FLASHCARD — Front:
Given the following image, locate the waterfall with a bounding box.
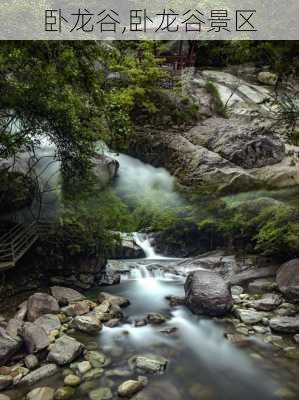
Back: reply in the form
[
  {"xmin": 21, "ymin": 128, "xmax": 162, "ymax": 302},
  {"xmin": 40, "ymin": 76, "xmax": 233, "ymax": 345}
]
[{"xmin": 132, "ymin": 233, "xmax": 164, "ymax": 259}]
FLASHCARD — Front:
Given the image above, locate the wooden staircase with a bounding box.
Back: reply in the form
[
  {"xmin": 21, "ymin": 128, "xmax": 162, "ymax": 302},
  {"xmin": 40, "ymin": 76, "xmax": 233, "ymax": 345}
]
[{"xmin": 0, "ymin": 222, "xmax": 40, "ymax": 271}]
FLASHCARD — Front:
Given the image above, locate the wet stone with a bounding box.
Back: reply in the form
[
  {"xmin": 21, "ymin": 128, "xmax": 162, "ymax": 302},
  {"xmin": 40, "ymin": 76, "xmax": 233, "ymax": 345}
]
[
  {"xmin": 0, "ymin": 375, "xmax": 13, "ymax": 390},
  {"xmin": 24, "ymin": 354, "xmax": 39, "ymax": 370},
  {"xmin": 235, "ymin": 308, "xmax": 268, "ymax": 325},
  {"xmin": 130, "ymin": 354, "xmax": 168, "ymax": 374},
  {"xmin": 26, "ymin": 387, "xmax": 55, "ymax": 400},
  {"xmin": 84, "ymin": 351, "xmax": 109, "ymax": 368},
  {"xmin": 64, "ymin": 374, "xmax": 81, "ymax": 387},
  {"xmin": 88, "ymin": 387, "xmax": 112, "ymax": 400},
  {"xmin": 146, "ymin": 313, "xmax": 167, "ymax": 325},
  {"xmin": 77, "ymin": 361, "xmax": 92, "ymax": 375},
  {"xmin": 83, "ymin": 368, "xmax": 103, "ymax": 381},
  {"xmin": 54, "ymin": 386, "xmax": 75, "ymax": 400},
  {"xmin": 118, "ymin": 378, "xmax": 147, "ymax": 398}
]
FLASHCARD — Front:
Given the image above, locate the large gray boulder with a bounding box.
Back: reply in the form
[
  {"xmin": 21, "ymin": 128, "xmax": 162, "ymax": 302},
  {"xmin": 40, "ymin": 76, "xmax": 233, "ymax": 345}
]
[
  {"xmin": 185, "ymin": 270, "xmax": 233, "ymax": 316},
  {"xmin": 21, "ymin": 322, "xmax": 49, "ymax": 354},
  {"xmin": 27, "ymin": 293, "xmax": 59, "ymax": 322},
  {"xmin": 276, "ymin": 259, "xmax": 299, "ymax": 302},
  {"xmin": 47, "ymin": 335, "xmax": 83, "ymax": 365}
]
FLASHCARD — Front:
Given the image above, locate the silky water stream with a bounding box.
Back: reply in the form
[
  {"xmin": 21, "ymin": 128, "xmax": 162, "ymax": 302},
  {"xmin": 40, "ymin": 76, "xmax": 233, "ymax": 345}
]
[{"xmin": 83, "ymin": 237, "xmax": 299, "ymax": 400}]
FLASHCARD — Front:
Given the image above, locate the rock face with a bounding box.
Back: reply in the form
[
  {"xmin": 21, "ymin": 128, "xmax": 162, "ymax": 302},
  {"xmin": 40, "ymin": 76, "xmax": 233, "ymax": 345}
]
[
  {"xmin": 110, "ymin": 235, "xmax": 145, "ymax": 259},
  {"xmin": 270, "ymin": 316, "xmax": 299, "ymax": 333},
  {"xmin": 27, "ymin": 293, "xmax": 59, "ymax": 322},
  {"xmin": 276, "ymin": 259, "xmax": 299, "ymax": 302},
  {"xmin": 48, "ymin": 335, "xmax": 83, "ymax": 365},
  {"xmin": 185, "ymin": 270, "xmax": 233, "ymax": 316},
  {"xmin": 0, "ymin": 330, "xmax": 22, "ymax": 365},
  {"xmin": 129, "ymin": 69, "xmax": 299, "ymax": 194},
  {"xmin": 21, "ymin": 322, "xmax": 50, "ymax": 354}
]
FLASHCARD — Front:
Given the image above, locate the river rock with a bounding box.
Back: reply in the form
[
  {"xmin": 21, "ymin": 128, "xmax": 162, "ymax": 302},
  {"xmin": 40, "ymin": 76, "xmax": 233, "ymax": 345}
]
[
  {"xmin": 130, "ymin": 354, "xmax": 168, "ymax": 374},
  {"xmin": 72, "ymin": 315, "xmax": 102, "ymax": 334},
  {"xmin": 248, "ymin": 278, "xmax": 278, "ymax": 293},
  {"xmin": 146, "ymin": 313, "xmax": 167, "ymax": 325},
  {"xmin": 35, "ymin": 315, "xmax": 61, "ymax": 334},
  {"xmin": 48, "ymin": 335, "xmax": 83, "ymax": 365},
  {"xmin": 0, "ymin": 375, "xmax": 13, "ymax": 390},
  {"xmin": 89, "ymin": 387, "xmax": 112, "ymax": 400},
  {"xmin": 257, "ymin": 71, "xmax": 278, "ymax": 86},
  {"xmin": 84, "ymin": 351, "xmax": 107, "ymax": 368},
  {"xmin": 276, "ymin": 259, "xmax": 299, "ymax": 302},
  {"xmin": 24, "ymin": 355, "xmax": 39, "ymax": 370},
  {"xmin": 100, "ymin": 270, "xmax": 121, "ymax": 286},
  {"xmin": 76, "ymin": 361, "xmax": 91, "ymax": 375},
  {"xmin": 26, "ymin": 387, "xmax": 54, "ymax": 400},
  {"xmin": 252, "ymin": 293, "xmax": 283, "ymax": 311},
  {"xmin": 21, "ymin": 322, "xmax": 50, "ymax": 354},
  {"xmin": 118, "ymin": 379, "xmax": 146, "ymax": 398},
  {"xmin": 235, "ymin": 308, "xmax": 267, "ymax": 325},
  {"xmin": 231, "ymin": 286, "xmax": 244, "ymax": 296},
  {"xmin": 0, "ymin": 330, "xmax": 22, "ymax": 365},
  {"xmin": 270, "ymin": 316, "xmax": 299, "ymax": 333},
  {"xmin": 294, "ymin": 334, "xmax": 299, "ymax": 343},
  {"xmin": 15, "ymin": 301, "xmax": 28, "ymax": 321},
  {"xmin": 19, "ymin": 364, "xmax": 59, "ymax": 386},
  {"xmin": 0, "ymin": 395, "xmax": 11, "ymax": 400},
  {"xmin": 83, "ymin": 368, "xmax": 103, "ymax": 381},
  {"xmin": 54, "ymin": 386, "xmax": 74, "ymax": 400},
  {"xmin": 64, "ymin": 374, "xmax": 81, "ymax": 387},
  {"xmin": 185, "ymin": 270, "xmax": 233, "ymax": 316},
  {"xmin": 61, "ymin": 301, "xmax": 90, "ymax": 317},
  {"xmin": 97, "ymin": 292, "xmax": 130, "ymax": 308},
  {"xmin": 50, "ymin": 286, "xmax": 85, "ymax": 305},
  {"xmin": 6, "ymin": 318, "xmax": 23, "ymax": 338},
  {"xmin": 27, "ymin": 293, "xmax": 60, "ymax": 322}
]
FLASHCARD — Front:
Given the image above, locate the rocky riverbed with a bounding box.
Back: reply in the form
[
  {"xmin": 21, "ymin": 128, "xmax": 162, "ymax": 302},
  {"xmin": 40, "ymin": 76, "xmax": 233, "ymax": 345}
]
[{"xmin": 0, "ymin": 251, "xmax": 299, "ymax": 400}]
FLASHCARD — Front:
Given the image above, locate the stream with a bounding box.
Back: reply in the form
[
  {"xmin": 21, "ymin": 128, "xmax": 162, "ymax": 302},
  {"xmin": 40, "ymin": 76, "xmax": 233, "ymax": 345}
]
[{"xmin": 82, "ymin": 238, "xmax": 297, "ymax": 400}]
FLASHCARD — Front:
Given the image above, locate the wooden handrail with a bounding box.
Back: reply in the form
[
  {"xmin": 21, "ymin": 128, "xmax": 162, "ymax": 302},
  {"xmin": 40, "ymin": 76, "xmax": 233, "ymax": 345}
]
[{"xmin": 0, "ymin": 222, "xmax": 41, "ymax": 270}]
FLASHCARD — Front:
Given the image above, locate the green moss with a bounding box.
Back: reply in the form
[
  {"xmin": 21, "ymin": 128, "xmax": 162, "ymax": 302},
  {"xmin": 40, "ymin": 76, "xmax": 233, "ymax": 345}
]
[{"xmin": 205, "ymin": 81, "xmax": 228, "ymax": 118}]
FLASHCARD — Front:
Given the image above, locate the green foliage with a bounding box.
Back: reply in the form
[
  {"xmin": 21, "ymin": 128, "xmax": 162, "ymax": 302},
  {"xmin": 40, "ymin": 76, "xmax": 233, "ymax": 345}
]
[
  {"xmin": 205, "ymin": 81, "xmax": 228, "ymax": 118},
  {"xmin": 253, "ymin": 206, "xmax": 299, "ymax": 258},
  {"xmin": 0, "ymin": 41, "xmax": 107, "ymax": 172},
  {"xmin": 195, "ymin": 41, "xmax": 299, "ymax": 77},
  {"xmin": 272, "ymin": 94, "xmax": 299, "ymax": 145},
  {"xmin": 0, "ymin": 169, "xmax": 35, "ymax": 214}
]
